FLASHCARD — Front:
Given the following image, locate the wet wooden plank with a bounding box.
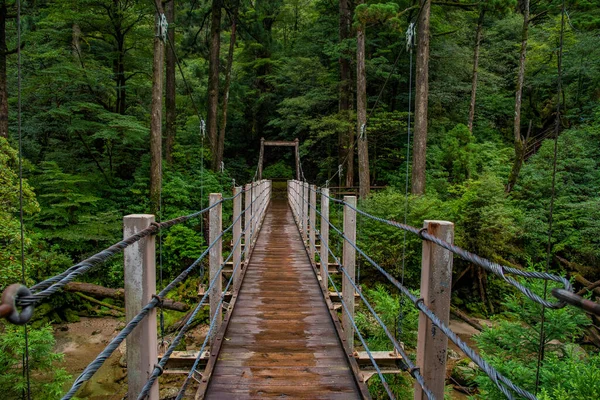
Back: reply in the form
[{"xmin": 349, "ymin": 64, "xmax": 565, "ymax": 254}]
[{"xmin": 200, "ymin": 199, "xmax": 364, "ymax": 400}]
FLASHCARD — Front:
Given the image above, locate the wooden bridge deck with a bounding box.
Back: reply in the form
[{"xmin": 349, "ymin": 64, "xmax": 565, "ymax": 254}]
[{"xmin": 202, "ymin": 199, "xmax": 362, "ymax": 399}]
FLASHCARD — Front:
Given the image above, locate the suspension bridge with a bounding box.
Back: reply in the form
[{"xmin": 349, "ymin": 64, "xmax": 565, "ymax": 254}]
[{"xmin": 2, "ymin": 173, "xmax": 599, "ymax": 400}]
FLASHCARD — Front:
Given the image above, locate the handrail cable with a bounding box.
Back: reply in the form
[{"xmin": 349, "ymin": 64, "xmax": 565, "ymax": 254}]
[
  {"xmin": 17, "ymin": 200, "xmax": 226, "ymax": 309},
  {"xmin": 287, "ymin": 190, "xmax": 397, "ymax": 399},
  {"xmin": 290, "ymin": 182, "xmax": 536, "ymax": 399},
  {"xmin": 137, "ymin": 185, "xmax": 270, "ymax": 399},
  {"xmin": 314, "ymin": 187, "xmax": 572, "ymax": 310},
  {"xmin": 173, "ymin": 189, "xmax": 271, "ymax": 399}
]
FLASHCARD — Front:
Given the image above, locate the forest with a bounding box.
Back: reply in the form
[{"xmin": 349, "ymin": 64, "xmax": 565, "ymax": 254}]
[{"xmin": 1, "ymin": 0, "xmax": 600, "ymax": 398}]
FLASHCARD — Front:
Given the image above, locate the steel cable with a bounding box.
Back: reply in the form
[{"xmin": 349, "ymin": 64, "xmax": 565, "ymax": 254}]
[{"xmin": 292, "ymin": 182, "xmax": 535, "ymax": 399}]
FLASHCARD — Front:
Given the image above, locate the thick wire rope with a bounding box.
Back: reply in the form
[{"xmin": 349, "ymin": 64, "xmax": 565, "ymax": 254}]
[
  {"xmin": 16, "ymin": 0, "xmax": 31, "ymax": 397},
  {"xmin": 137, "ymin": 186, "xmax": 269, "ymax": 399},
  {"xmin": 315, "ymin": 228, "xmax": 434, "ymax": 399},
  {"xmin": 287, "ymin": 189, "xmax": 396, "ymax": 399},
  {"xmin": 398, "ymin": 22, "xmax": 415, "ymax": 343},
  {"xmin": 292, "ymin": 184, "xmax": 536, "ymax": 399},
  {"xmin": 319, "ymin": 192, "xmax": 572, "ymax": 309},
  {"xmin": 535, "ymin": 0, "xmax": 566, "ymax": 392},
  {"xmin": 173, "ymin": 190, "xmax": 270, "ymax": 399},
  {"xmin": 61, "ymin": 202, "xmax": 246, "ymax": 400},
  {"xmin": 12, "ymin": 202, "xmax": 225, "ymax": 311}
]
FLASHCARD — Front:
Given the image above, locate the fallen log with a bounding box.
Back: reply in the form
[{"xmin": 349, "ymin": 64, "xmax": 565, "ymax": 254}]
[
  {"xmin": 555, "ymin": 256, "xmax": 600, "ymax": 297},
  {"xmin": 64, "ymin": 282, "xmax": 189, "ymax": 312},
  {"xmin": 450, "ymin": 306, "xmax": 483, "ymax": 331}
]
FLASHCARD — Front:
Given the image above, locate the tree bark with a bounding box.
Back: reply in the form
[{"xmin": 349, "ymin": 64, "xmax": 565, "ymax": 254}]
[
  {"xmin": 339, "ymin": 0, "xmax": 353, "ymax": 187},
  {"xmin": 64, "ymin": 282, "xmax": 189, "ymax": 312},
  {"xmin": 356, "ymin": 16, "xmax": 369, "ymax": 199},
  {"xmin": 165, "ymin": 0, "xmax": 176, "ymax": 164},
  {"xmin": 411, "ymin": 0, "xmax": 431, "ymax": 195},
  {"xmin": 150, "ymin": 5, "xmax": 165, "ymax": 215},
  {"xmin": 216, "ymin": 3, "xmax": 238, "ymax": 172},
  {"xmin": 467, "ymin": 9, "xmax": 485, "ymax": 133},
  {"xmin": 506, "ymin": 0, "xmax": 530, "ymax": 193},
  {"xmin": 0, "ymin": 2, "xmax": 8, "ymax": 139},
  {"xmin": 208, "ymin": 0, "xmax": 222, "ymax": 171}
]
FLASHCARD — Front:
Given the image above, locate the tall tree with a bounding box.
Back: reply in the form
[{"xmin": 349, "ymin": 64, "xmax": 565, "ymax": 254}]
[
  {"xmin": 165, "ymin": 0, "xmax": 176, "ymax": 164},
  {"xmin": 0, "ymin": 0, "xmax": 18, "ymax": 139},
  {"xmin": 506, "ymin": 0, "xmax": 530, "ymax": 193},
  {"xmin": 468, "ymin": 0, "xmax": 515, "ymax": 133},
  {"xmin": 411, "ymin": 0, "xmax": 431, "ymax": 195},
  {"xmin": 339, "ymin": 0, "xmax": 353, "ymax": 187},
  {"xmin": 208, "ymin": 0, "xmax": 222, "ymax": 171},
  {"xmin": 356, "ymin": 0, "xmax": 369, "ymax": 199},
  {"xmin": 215, "ymin": 2, "xmax": 239, "ymax": 171},
  {"xmin": 150, "ymin": 2, "xmax": 165, "ymax": 215},
  {"xmin": 467, "ymin": 8, "xmax": 485, "ymax": 133}
]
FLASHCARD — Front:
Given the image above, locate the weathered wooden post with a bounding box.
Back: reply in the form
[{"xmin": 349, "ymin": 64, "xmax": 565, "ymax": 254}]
[
  {"xmin": 320, "ymin": 188, "xmax": 330, "ymax": 288},
  {"xmin": 124, "ymin": 214, "xmax": 158, "ymax": 400},
  {"xmin": 342, "ymin": 196, "xmax": 356, "ymax": 353},
  {"xmin": 309, "ymin": 184, "xmax": 316, "ymax": 264},
  {"xmin": 415, "ymin": 220, "xmax": 454, "ymax": 400},
  {"xmin": 303, "ymin": 182, "xmax": 309, "ymax": 240},
  {"xmin": 232, "ymin": 186, "xmax": 242, "ymax": 288},
  {"xmin": 244, "ymin": 183, "xmax": 252, "ymax": 260},
  {"xmin": 209, "ymin": 193, "xmax": 223, "ymax": 342}
]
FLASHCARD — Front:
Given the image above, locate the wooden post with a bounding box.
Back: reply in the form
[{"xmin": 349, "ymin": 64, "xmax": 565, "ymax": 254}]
[
  {"xmin": 232, "ymin": 186, "xmax": 242, "ymax": 288},
  {"xmin": 303, "ymin": 182, "xmax": 309, "ymax": 240},
  {"xmin": 244, "ymin": 184, "xmax": 252, "ymax": 260},
  {"xmin": 342, "ymin": 196, "xmax": 356, "ymax": 352},
  {"xmin": 415, "ymin": 220, "xmax": 454, "ymax": 400},
  {"xmin": 124, "ymin": 214, "xmax": 158, "ymax": 400},
  {"xmin": 320, "ymin": 188, "xmax": 330, "ymax": 288},
  {"xmin": 209, "ymin": 193, "xmax": 223, "ymax": 342},
  {"xmin": 252, "ymin": 182, "xmax": 257, "ymax": 241},
  {"xmin": 309, "ymin": 184, "xmax": 316, "ymax": 264}
]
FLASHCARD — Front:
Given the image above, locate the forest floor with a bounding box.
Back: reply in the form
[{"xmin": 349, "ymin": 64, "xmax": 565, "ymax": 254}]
[{"xmin": 53, "ymin": 317, "xmax": 482, "ymax": 399}]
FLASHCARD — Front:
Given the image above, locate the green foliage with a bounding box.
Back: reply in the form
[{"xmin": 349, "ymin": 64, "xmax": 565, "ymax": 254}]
[
  {"xmin": 474, "ymin": 278, "xmax": 594, "ymax": 399},
  {"xmin": 0, "ymin": 323, "xmax": 71, "ymax": 399},
  {"xmin": 262, "ymin": 161, "xmax": 294, "ymax": 179}
]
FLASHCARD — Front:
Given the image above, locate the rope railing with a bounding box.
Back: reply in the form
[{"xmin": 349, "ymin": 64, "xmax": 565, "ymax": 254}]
[
  {"xmin": 60, "ymin": 182, "xmax": 269, "ymax": 400},
  {"xmin": 288, "ymin": 180, "xmax": 538, "ymax": 400},
  {"xmin": 308, "ymin": 184, "xmax": 592, "ymax": 314},
  {"xmin": 137, "ymin": 186, "xmax": 270, "ymax": 399},
  {"xmin": 173, "ymin": 188, "xmax": 271, "ymax": 399}
]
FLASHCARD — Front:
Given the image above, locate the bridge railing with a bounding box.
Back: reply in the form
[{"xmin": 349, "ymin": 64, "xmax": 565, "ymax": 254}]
[
  {"xmin": 0, "ymin": 179, "xmax": 272, "ymax": 400},
  {"xmin": 286, "ymin": 179, "xmax": 594, "ymax": 400}
]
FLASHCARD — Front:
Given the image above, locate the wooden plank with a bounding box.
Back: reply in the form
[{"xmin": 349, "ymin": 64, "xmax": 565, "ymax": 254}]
[{"xmin": 199, "ymin": 198, "xmax": 364, "ymax": 400}]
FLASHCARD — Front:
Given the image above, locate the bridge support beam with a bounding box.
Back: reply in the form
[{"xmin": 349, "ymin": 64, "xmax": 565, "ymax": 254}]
[
  {"xmin": 123, "ymin": 214, "xmax": 158, "ymax": 400},
  {"xmin": 209, "ymin": 193, "xmax": 223, "ymax": 343},
  {"xmin": 320, "ymin": 188, "xmax": 330, "ymax": 288},
  {"xmin": 309, "ymin": 184, "xmax": 316, "ymax": 265},
  {"xmin": 415, "ymin": 220, "xmax": 454, "ymax": 400},
  {"xmin": 342, "ymin": 196, "xmax": 356, "ymax": 353},
  {"xmin": 232, "ymin": 186, "xmax": 242, "ymax": 288},
  {"xmin": 303, "ymin": 182, "xmax": 309, "ymax": 241},
  {"xmin": 244, "ymin": 183, "xmax": 252, "ymax": 260}
]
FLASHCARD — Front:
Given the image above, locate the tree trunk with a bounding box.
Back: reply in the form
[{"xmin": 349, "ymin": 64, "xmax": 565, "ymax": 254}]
[
  {"xmin": 72, "ymin": 23, "xmax": 82, "ymax": 60},
  {"xmin": 506, "ymin": 0, "xmax": 530, "ymax": 193},
  {"xmin": 411, "ymin": 0, "xmax": 431, "ymax": 195},
  {"xmin": 339, "ymin": 0, "xmax": 353, "ymax": 187},
  {"xmin": 208, "ymin": 0, "xmax": 222, "ymax": 171},
  {"xmin": 150, "ymin": 7, "xmax": 165, "ymax": 215},
  {"xmin": 356, "ymin": 18, "xmax": 369, "ymax": 199},
  {"xmin": 64, "ymin": 282, "xmax": 189, "ymax": 312},
  {"xmin": 467, "ymin": 9, "xmax": 485, "ymax": 133},
  {"xmin": 216, "ymin": 3, "xmax": 238, "ymax": 172},
  {"xmin": 0, "ymin": 2, "xmax": 8, "ymax": 139},
  {"xmin": 115, "ymin": 33, "xmax": 127, "ymax": 115},
  {"xmin": 165, "ymin": 0, "xmax": 176, "ymax": 164}
]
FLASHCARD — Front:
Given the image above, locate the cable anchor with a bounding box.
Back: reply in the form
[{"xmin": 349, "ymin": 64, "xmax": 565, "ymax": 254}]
[{"xmin": 0, "ymin": 284, "xmax": 34, "ymax": 325}]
